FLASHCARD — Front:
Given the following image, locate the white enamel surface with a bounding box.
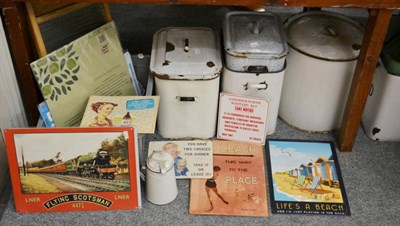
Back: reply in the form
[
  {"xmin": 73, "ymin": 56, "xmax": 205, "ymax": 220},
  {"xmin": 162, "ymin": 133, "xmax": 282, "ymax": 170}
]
[
  {"xmin": 145, "ymin": 167, "xmax": 178, "ymax": 205},
  {"xmin": 155, "ymin": 77, "xmax": 220, "ymax": 138},
  {"xmin": 279, "ymin": 47, "xmax": 356, "ymax": 132},
  {"xmin": 362, "ymin": 63, "xmax": 400, "ymax": 141}
]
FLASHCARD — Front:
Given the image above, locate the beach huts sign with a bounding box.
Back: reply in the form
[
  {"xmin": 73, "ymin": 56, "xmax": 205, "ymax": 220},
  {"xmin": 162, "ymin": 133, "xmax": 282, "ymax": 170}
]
[{"xmin": 265, "ymin": 140, "xmax": 350, "ymax": 216}]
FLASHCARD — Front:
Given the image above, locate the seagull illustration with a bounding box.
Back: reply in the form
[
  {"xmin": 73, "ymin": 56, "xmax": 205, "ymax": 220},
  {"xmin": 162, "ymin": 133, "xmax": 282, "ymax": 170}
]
[{"xmin": 281, "ymin": 150, "xmax": 292, "ymax": 157}]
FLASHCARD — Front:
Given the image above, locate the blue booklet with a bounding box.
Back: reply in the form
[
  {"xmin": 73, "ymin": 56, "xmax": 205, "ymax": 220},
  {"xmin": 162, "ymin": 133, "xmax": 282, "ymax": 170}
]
[{"xmin": 37, "ymin": 101, "xmax": 55, "ymax": 127}]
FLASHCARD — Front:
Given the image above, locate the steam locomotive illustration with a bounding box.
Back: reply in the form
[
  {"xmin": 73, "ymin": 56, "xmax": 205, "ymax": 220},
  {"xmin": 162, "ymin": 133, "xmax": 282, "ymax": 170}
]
[{"xmin": 27, "ymin": 149, "xmax": 116, "ymax": 179}]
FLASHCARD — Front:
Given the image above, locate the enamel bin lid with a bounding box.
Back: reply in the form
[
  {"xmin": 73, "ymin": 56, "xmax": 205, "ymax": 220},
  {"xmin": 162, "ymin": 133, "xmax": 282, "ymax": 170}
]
[
  {"xmin": 284, "ymin": 11, "xmax": 364, "ymax": 61},
  {"xmin": 223, "ymin": 11, "xmax": 288, "ymax": 59},
  {"xmin": 150, "ymin": 27, "xmax": 222, "ymax": 80}
]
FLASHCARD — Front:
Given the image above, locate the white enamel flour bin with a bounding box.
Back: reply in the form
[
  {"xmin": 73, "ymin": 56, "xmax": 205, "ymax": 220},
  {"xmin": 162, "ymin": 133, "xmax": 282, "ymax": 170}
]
[
  {"xmin": 279, "ymin": 11, "xmax": 364, "ymax": 132},
  {"xmin": 150, "ymin": 27, "xmax": 222, "ymax": 138}
]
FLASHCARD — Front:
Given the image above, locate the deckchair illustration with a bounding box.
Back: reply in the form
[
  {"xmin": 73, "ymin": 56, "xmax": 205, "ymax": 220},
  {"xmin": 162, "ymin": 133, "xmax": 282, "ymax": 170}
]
[
  {"xmin": 304, "ymin": 176, "xmax": 324, "ymax": 194},
  {"xmin": 290, "ymin": 175, "xmax": 307, "ymax": 190}
]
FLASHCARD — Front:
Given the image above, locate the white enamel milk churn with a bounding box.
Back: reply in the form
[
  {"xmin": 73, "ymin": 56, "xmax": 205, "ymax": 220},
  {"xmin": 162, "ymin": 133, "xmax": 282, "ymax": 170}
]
[
  {"xmin": 279, "ymin": 11, "xmax": 364, "ymax": 132},
  {"xmin": 146, "ymin": 150, "xmax": 178, "ymax": 205}
]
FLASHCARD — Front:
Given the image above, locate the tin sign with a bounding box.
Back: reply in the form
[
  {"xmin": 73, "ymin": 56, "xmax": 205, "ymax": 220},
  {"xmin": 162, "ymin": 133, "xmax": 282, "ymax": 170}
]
[{"xmin": 217, "ymin": 93, "xmax": 269, "ymax": 144}]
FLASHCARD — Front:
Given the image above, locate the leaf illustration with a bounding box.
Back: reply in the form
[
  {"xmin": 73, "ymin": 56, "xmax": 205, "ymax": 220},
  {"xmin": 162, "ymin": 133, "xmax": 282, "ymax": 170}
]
[
  {"xmin": 55, "ymin": 76, "xmax": 63, "ymax": 83},
  {"xmin": 55, "ymin": 95, "xmax": 58, "ymax": 101},
  {"xmin": 44, "ymin": 65, "xmax": 48, "ymax": 74},
  {"xmin": 75, "ymin": 56, "xmax": 79, "ymax": 60},
  {"xmin": 67, "ymin": 87, "xmax": 71, "ymax": 91},
  {"xmin": 60, "ymin": 59, "xmax": 66, "ymax": 70},
  {"xmin": 66, "ymin": 80, "xmax": 74, "ymax": 85},
  {"xmin": 55, "ymin": 87, "xmax": 61, "ymax": 95},
  {"xmin": 49, "ymin": 55, "xmax": 58, "ymax": 61},
  {"xmin": 43, "ymin": 75, "xmax": 50, "ymax": 84},
  {"xmin": 50, "ymin": 79, "xmax": 54, "ymax": 85},
  {"xmin": 61, "ymin": 74, "xmax": 68, "ymax": 79},
  {"xmin": 72, "ymin": 65, "xmax": 80, "ymax": 74},
  {"xmin": 64, "ymin": 69, "xmax": 71, "ymax": 75},
  {"xmin": 72, "ymin": 75, "xmax": 78, "ymax": 81},
  {"xmin": 67, "ymin": 44, "xmax": 73, "ymax": 53},
  {"xmin": 50, "ymin": 90, "xmax": 55, "ymax": 101},
  {"xmin": 62, "ymin": 86, "xmax": 67, "ymax": 95},
  {"xmin": 68, "ymin": 51, "xmax": 76, "ymax": 58},
  {"xmin": 36, "ymin": 58, "xmax": 48, "ymax": 67},
  {"xmin": 40, "ymin": 68, "xmax": 43, "ymax": 75}
]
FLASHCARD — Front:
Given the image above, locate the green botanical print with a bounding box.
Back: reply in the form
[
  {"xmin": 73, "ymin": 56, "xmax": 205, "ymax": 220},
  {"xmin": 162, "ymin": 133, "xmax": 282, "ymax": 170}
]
[{"xmin": 32, "ymin": 44, "xmax": 80, "ymax": 101}]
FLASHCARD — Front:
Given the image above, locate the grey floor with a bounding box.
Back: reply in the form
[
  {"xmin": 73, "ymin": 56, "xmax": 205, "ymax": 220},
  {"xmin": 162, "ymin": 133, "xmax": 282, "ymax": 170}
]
[{"xmin": 1, "ymin": 118, "xmax": 399, "ymax": 226}]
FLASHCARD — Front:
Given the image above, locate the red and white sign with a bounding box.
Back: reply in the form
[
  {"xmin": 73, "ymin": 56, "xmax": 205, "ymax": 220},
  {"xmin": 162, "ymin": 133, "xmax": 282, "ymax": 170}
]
[{"xmin": 217, "ymin": 93, "xmax": 269, "ymax": 145}]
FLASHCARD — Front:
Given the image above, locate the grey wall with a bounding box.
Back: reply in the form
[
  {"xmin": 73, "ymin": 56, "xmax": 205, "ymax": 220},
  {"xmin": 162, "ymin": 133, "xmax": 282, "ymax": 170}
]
[{"xmin": 109, "ymin": 4, "xmax": 236, "ymax": 54}]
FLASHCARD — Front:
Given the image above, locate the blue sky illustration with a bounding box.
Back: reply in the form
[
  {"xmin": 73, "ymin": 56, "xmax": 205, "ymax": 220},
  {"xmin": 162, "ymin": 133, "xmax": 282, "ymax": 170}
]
[{"xmin": 269, "ymin": 141, "xmax": 333, "ymax": 173}]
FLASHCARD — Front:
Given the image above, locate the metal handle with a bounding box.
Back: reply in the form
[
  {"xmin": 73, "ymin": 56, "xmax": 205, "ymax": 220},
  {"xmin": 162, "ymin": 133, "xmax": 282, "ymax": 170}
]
[
  {"xmin": 249, "ymin": 21, "xmax": 263, "ymax": 35},
  {"xmin": 176, "ymin": 96, "xmax": 197, "ymax": 102},
  {"xmin": 369, "ymin": 84, "xmax": 374, "ymax": 96},
  {"xmin": 322, "ymin": 25, "xmax": 337, "ymax": 37},
  {"xmin": 184, "ymin": 38, "xmax": 189, "ymax": 52},
  {"xmin": 247, "ymin": 65, "xmax": 269, "ymax": 73},
  {"xmin": 244, "ymin": 81, "xmax": 268, "ymax": 90}
]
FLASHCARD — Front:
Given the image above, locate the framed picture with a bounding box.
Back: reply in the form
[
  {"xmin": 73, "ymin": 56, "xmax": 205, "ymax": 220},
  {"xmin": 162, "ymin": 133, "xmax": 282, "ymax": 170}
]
[
  {"xmin": 265, "ymin": 139, "xmax": 350, "ymax": 216},
  {"xmin": 4, "ymin": 127, "xmax": 141, "ymax": 213}
]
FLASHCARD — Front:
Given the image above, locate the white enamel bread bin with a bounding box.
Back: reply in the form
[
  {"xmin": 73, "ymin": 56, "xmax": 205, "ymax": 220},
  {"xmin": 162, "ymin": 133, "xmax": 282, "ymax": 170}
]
[
  {"xmin": 150, "ymin": 27, "xmax": 222, "ymax": 138},
  {"xmin": 279, "ymin": 11, "xmax": 364, "ymax": 132}
]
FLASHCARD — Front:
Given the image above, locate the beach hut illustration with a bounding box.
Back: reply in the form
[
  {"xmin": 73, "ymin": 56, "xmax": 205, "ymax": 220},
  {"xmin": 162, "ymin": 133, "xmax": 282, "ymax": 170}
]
[
  {"xmin": 298, "ymin": 164, "xmax": 308, "ymax": 177},
  {"xmin": 314, "ymin": 157, "xmax": 339, "ymax": 186},
  {"xmin": 289, "ymin": 168, "xmax": 298, "ymax": 177},
  {"xmin": 306, "ymin": 162, "xmax": 314, "ymax": 178},
  {"xmin": 327, "ymin": 155, "xmax": 339, "ymax": 187}
]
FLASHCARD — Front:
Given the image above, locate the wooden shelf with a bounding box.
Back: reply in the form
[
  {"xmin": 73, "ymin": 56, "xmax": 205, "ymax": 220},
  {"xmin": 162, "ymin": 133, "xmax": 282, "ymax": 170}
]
[
  {"xmin": 7, "ymin": 0, "xmax": 400, "ymax": 9},
  {"xmin": 0, "ymin": 0, "xmax": 398, "ymax": 151}
]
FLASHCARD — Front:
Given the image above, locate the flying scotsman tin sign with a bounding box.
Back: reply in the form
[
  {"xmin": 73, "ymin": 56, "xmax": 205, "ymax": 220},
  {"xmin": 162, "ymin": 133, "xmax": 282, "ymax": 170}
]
[{"xmin": 4, "ymin": 127, "xmax": 141, "ymax": 213}]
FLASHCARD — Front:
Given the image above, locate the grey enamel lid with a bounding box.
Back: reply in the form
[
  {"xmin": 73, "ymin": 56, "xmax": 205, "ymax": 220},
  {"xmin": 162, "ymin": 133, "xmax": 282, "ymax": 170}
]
[
  {"xmin": 223, "ymin": 11, "xmax": 288, "ymax": 59},
  {"xmin": 284, "ymin": 11, "xmax": 364, "ymax": 61},
  {"xmin": 150, "ymin": 27, "xmax": 222, "ymax": 80}
]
